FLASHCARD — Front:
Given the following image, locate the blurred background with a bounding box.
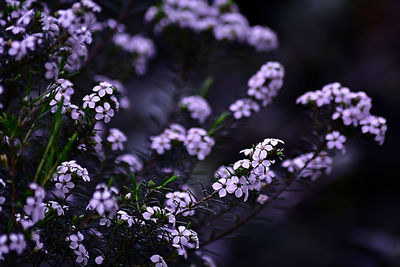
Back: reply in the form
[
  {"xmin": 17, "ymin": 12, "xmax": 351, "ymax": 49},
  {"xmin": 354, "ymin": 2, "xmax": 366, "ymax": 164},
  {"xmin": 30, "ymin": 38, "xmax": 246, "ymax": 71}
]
[
  {"xmin": 89, "ymin": 0, "xmax": 400, "ymax": 265},
  {"xmin": 218, "ymin": 0, "xmax": 400, "ymax": 266}
]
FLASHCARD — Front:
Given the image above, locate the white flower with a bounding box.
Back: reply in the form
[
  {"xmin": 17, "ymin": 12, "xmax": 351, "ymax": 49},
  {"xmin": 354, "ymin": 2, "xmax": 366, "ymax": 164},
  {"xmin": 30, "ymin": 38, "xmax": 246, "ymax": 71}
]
[
  {"xmin": 151, "ymin": 254, "xmax": 167, "ymax": 267},
  {"xmin": 180, "ymin": 96, "xmax": 211, "ymax": 123},
  {"xmin": 54, "ymin": 173, "xmax": 75, "ymax": 193},
  {"xmin": 95, "ymin": 255, "xmax": 104, "ymax": 265},
  {"xmin": 83, "ymin": 93, "xmax": 100, "ymax": 109},
  {"xmin": 171, "ymin": 226, "xmax": 191, "ymax": 246},
  {"xmin": 214, "ymin": 166, "xmax": 233, "ymax": 179},
  {"xmin": 150, "ymin": 134, "xmax": 171, "ymax": 154},
  {"xmin": 184, "ymin": 128, "xmax": 214, "ymax": 160},
  {"xmin": 107, "ymin": 128, "xmax": 127, "ymax": 151},
  {"xmin": 47, "ymin": 201, "xmax": 68, "ymax": 216},
  {"xmin": 256, "ymin": 194, "xmax": 269, "ymax": 205},
  {"xmin": 142, "ymin": 206, "xmax": 160, "ymax": 222},
  {"xmin": 0, "ymin": 235, "xmax": 8, "ymax": 258},
  {"xmin": 9, "ymin": 233, "xmax": 26, "ymax": 255},
  {"xmin": 165, "ymin": 191, "xmax": 194, "ymax": 216},
  {"xmin": 24, "ymin": 183, "xmax": 46, "ymax": 225},
  {"xmin": 87, "ymin": 184, "xmax": 119, "ymax": 218},
  {"xmin": 93, "ymin": 82, "xmax": 113, "ymax": 97},
  {"xmin": 74, "ymin": 244, "xmax": 89, "ymax": 265},
  {"xmin": 326, "ymin": 131, "xmax": 346, "ymax": 152},
  {"xmin": 95, "ymin": 102, "xmax": 114, "ymax": 123},
  {"xmin": 115, "ymin": 154, "xmax": 143, "ymax": 173},
  {"xmin": 226, "ymin": 176, "xmax": 249, "ymax": 201},
  {"xmin": 212, "ymin": 178, "xmax": 228, "ymax": 197},
  {"xmin": 233, "ymin": 159, "xmax": 251, "ymax": 170},
  {"xmin": 44, "ymin": 62, "xmax": 58, "ymax": 80},
  {"xmin": 229, "ymin": 98, "xmax": 259, "ymax": 119}
]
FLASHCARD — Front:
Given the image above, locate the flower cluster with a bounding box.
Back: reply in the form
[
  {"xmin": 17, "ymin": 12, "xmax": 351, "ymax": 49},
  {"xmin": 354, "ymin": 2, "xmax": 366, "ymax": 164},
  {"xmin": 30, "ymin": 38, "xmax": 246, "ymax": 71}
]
[
  {"xmin": 297, "ymin": 82, "xmax": 387, "ymax": 144},
  {"xmin": 66, "ymin": 231, "xmax": 89, "ymax": 266},
  {"xmin": 23, "ymin": 183, "xmax": 46, "ymax": 227},
  {"xmin": 169, "ymin": 225, "xmax": 199, "ymax": 258},
  {"xmin": 282, "ymin": 152, "xmax": 333, "ymax": 181},
  {"xmin": 107, "ymin": 128, "xmax": 127, "ymax": 151},
  {"xmin": 212, "ymin": 138, "xmax": 282, "ymax": 201},
  {"xmin": 229, "ymin": 61, "xmax": 285, "ymax": 119},
  {"xmin": 0, "ymin": 233, "xmax": 27, "ymax": 259},
  {"xmin": 145, "ymin": 0, "xmax": 278, "ymax": 52},
  {"xmin": 115, "ymin": 153, "xmax": 143, "ymax": 173},
  {"xmin": 2, "ymin": 0, "xmax": 100, "ymax": 72},
  {"xmin": 180, "ymin": 96, "xmax": 212, "ymax": 123},
  {"xmin": 52, "ymin": 160, "xmax": 90, "ymax": 195},
  {"xmin": 151, "ymin": 124, "xmax": 215, "ymax": 160},
  {"xmin": 165, "ymin": 191, "xmax": 195, "ymax": 216},
  {"xmin": 83, "ymin": 82, "xmax": 119, "ymax": 123},
  {"xmin": 47, "ymin": 79, "xmax": 84, "ymax": 121},
  {"xmin": 87, "ymin": 184, "xmax": 119, "ymax": 219},
  {"xmin": 184, "ymin": 128, "xmax": 215, "ymax": 160}
]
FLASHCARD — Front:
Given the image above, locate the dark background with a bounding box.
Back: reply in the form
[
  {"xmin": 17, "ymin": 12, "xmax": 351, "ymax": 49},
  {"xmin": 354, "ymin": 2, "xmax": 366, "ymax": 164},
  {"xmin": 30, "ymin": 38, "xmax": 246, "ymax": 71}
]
[{"xmin": 217, "ymin": 0, "xmax": 400, "ymax": 266}]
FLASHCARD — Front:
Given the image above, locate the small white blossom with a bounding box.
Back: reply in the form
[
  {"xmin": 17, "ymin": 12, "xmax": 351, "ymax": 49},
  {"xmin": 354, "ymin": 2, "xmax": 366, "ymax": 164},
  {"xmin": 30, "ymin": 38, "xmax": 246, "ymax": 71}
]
[
  {"xmin": 326, "ymin": 131, "xmax": 346, "ymax": 152},
  {"xmin": 107, "ymin": 128, "xmax": 127, "ymax": 151},
  {"xmin": 151, "ymin": 254, "xmax": 168, "ymax": 267}
]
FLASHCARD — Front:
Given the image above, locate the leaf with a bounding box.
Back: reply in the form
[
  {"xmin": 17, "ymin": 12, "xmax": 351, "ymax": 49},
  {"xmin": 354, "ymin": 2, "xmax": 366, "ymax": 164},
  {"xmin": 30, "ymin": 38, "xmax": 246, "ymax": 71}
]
[
  {"xmin": 200, "ymin": 76, "xmax": 214, "ymax": 98},
  {"xmin": 157, "ymin": 175, "xmax": 179, "ymax": 189},
  {"xmin": 208, "ymin": 112, "xmax": 229, "ymax": 136}
]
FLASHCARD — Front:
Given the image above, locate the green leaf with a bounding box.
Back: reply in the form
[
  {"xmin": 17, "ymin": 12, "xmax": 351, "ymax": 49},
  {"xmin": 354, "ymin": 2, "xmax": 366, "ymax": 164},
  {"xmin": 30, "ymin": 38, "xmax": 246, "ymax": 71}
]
[
  {"xmin": 157, "ymin": 175, "xmax": 179, "ymax": 189},
  {"xmin": 207, "ymin": 112, "xmax": 229, "ymax": 136},
  {"xmin": 200, "ymin": 76, "xmax": 214, "ymax": 98}
]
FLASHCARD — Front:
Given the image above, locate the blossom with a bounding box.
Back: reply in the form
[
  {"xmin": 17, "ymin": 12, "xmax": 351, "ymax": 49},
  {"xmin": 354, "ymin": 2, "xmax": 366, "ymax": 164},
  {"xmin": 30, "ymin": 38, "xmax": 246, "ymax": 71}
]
[
  {"xmin": 257, "ymin": 194, "xmax": 269, "ymax": 205},
  {"xmin": 95, "ymin": 102, "xmax": 114, "ymax": 123},
  {"xmin": 87, "ymin": 184, "xmax": 119, "ymax": 218},
  {"xmin": 74, "ymin": 244, "xmax": 89, "ymax": 265},
  {"xmin": 151, "ymin": 254, "xmax": 168, "ymax": 267},
  {"xmin": 95, "ymin": 256, "xmax": 104, "ymax": 265},
  {"xmin": 83, "ymin": 93, "xmax": 100, "ymax": 109},
  {"xmin": 226, "ymin": 176, "xmax": 249, "ymax": 201},
  {"xmin": 212, "ymin": 178, "xmax": 228, "ymax": 197},
  {"xmin": 47, "ymin": 201, "xmax": 68, "ymax": 216},
  {"xmin": 233, "ymin": 159, "xmax": 251, "ymax": 170},
  {"xmin": 184, "ymin": 128, "xmax": 215, "ymax": 160},
  {"xmin": 165, "ymin": 191, "xmax": 194, "ymax": 216},
  {"xmin": 9, "ymin": 233, "xmax": 26, "ymax": 255},
  {"xmin": 214, "ymin": 165, "xmax": 233, "ymax": 179},
  {"xmin": 93, "ymin": 82, "xmax": 113, "ymax": 97},
  {"xmin": 0, "ymin": 235, "xmax": 8, "ymax": 259},
  {"xmin": 229, "ymin": 98, "xmax": 259, "ymax": 119},
  {"xmin": 24, "ymin": 183, "xmax": 46, "ymax": 225},
  {"xmin": 44, "ymin": 62, "xmax": 58, "ymax": 80},
  {"xmin": 247, "ymin": 25, "xmax": 278, "ymax": 52},
  {"xmin": 180, "ymin": 96, "xmax": 211, "ymax": 123},
  {"xmin": 326, "ymin": 131, "xmax": 346, "ymax": 152},
  {"xmin": 115, "ymin": 154, "xmax": 143, "ymax": 173},
  {"xmin": 151, "ymin": 134, "xmax": 172, "ymax": 154},
  {"xmin": 171, "ymin": 226, "xmax": 191, "ymax": 246},
  {"xmin": 107, "ymin": 128, "xmax": 127, "ymax": 151}
]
